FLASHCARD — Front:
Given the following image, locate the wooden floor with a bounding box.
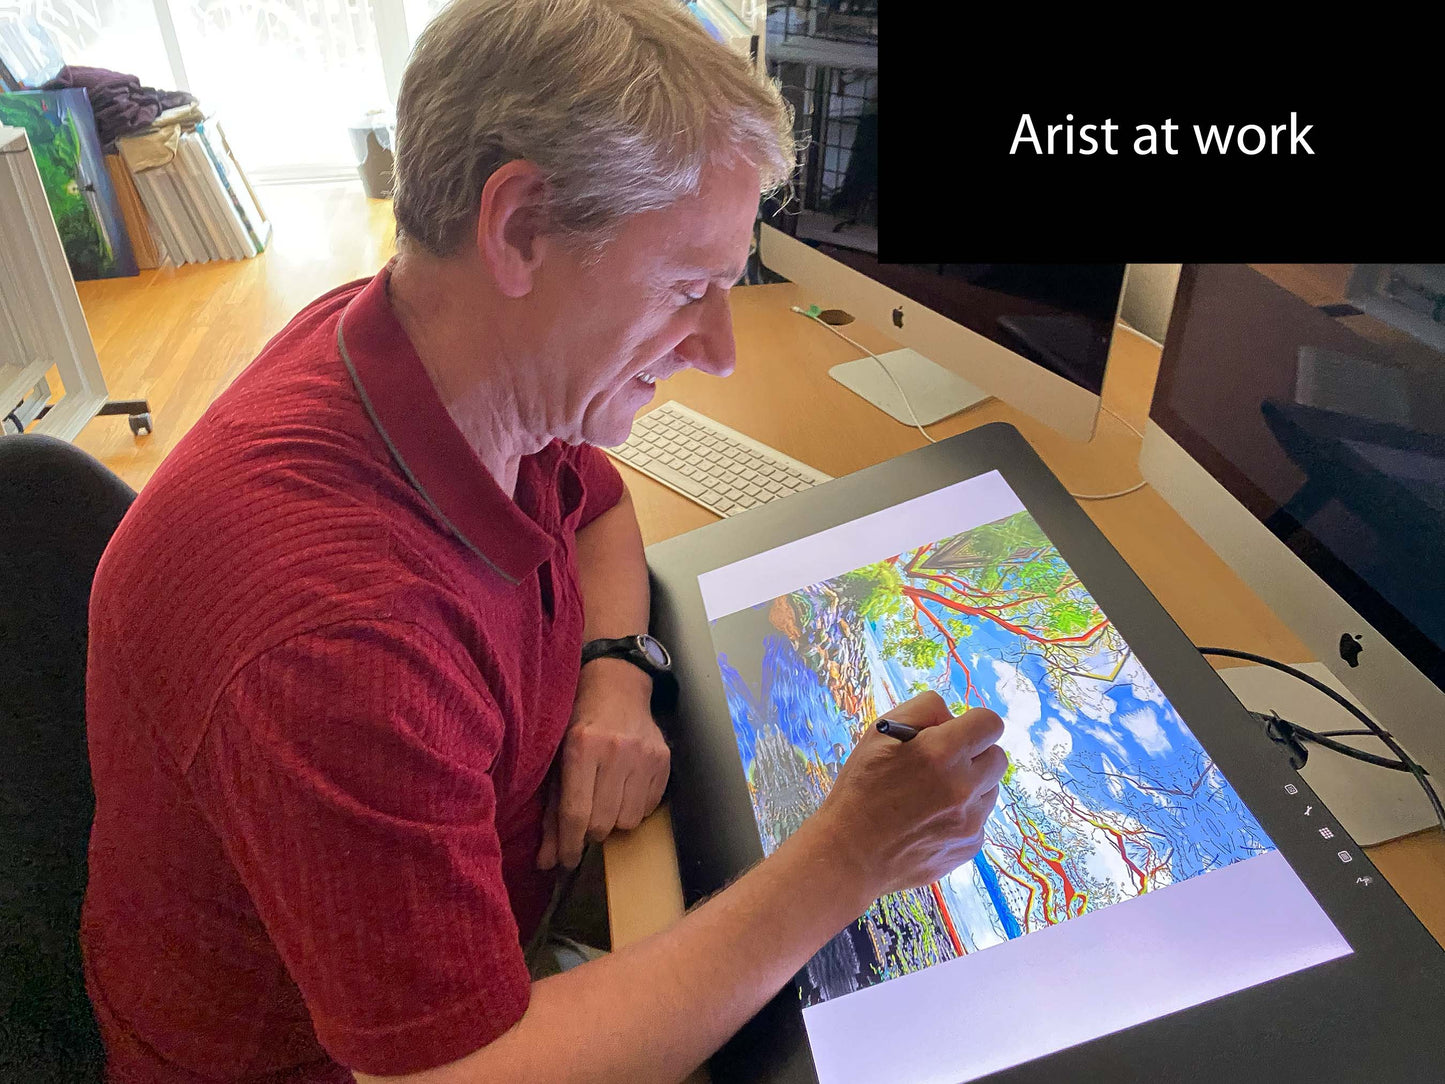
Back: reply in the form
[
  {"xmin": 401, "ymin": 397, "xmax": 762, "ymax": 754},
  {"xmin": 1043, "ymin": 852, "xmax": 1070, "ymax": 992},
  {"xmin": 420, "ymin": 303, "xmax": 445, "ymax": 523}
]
[
  {"xmin": 71, "ymin": 183, "xmax": 396, "ymax": 490},
  {"xmin": 69, "ymin": 185, "xmax": 1445, "ymax": 945}
]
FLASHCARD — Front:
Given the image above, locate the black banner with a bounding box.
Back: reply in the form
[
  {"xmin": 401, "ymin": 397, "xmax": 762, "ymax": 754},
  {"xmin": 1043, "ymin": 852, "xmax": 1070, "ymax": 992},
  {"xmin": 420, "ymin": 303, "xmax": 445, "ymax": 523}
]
[{"xmin": 880, "ymin": 22, "xmax": 1437, "ymax": 262}]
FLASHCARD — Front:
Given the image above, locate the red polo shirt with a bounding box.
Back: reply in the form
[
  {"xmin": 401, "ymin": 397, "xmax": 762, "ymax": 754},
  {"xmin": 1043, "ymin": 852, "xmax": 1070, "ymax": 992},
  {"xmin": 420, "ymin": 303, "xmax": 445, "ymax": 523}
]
[{"xmin": 81, "ymin": 269, "xmax": 624, "ymax": 1081}]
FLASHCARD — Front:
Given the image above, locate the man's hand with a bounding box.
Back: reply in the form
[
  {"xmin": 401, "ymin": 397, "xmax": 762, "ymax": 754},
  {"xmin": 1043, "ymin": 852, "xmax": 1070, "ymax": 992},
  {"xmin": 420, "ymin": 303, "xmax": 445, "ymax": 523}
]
[
  {"xmin": 814, "ymin": 690, "xmax": 1008, "ymax": 898},
  {"xmin": 538, "ymin": 658, "xmax": 671, "ymax": 870}
]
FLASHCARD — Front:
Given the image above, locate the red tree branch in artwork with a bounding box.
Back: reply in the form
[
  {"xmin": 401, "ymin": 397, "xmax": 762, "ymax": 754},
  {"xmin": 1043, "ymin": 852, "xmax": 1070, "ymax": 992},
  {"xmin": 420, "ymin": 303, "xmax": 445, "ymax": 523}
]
[
  {"xmin": 909, "ymin": 599, "xmax": 978, "ymax": 704},
  {"xmin": 988, "ymin": 798, "xmax": 1092, "ymax": 930},
  {"xmin": 911, "ymin": 569, "xmax": 1050, "ymax": 614},
  {"xmin": 928, "ymin": 882, "xmax": 965, "ymax": 957},
  {"xmin": 986, "ymin": 851, "xmax": 1043, "ymax": 934},
  {"xmin": 1051, "ymin": 787, "xmax": 1172, "ymax": 894},
  {"xmin": 901, "ymin": 586, "xmax": 1109, "ymax": 648}
]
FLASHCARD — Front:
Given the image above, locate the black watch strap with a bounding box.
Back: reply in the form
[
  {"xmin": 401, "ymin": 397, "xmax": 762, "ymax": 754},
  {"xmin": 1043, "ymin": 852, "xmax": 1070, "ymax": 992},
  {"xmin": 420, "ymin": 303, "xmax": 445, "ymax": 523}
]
[{"xmin": 580, "ymin": 633, "xmax": 673, "ymax": 677}]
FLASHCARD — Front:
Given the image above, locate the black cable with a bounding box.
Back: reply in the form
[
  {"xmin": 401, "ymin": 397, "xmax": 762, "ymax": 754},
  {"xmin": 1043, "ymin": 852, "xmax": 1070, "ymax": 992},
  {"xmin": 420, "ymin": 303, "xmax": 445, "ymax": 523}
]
[
  {"xmin": 1200, "ymin": 646, "xmax": 1445, "ymax": 834},
  {"xmin": 1253, "ymin": 710, "xmax": 1420, "ymax": 773},
  {"xmin": 1283, "ymin": 723, "xmax": 1418, "ymax": 773}
]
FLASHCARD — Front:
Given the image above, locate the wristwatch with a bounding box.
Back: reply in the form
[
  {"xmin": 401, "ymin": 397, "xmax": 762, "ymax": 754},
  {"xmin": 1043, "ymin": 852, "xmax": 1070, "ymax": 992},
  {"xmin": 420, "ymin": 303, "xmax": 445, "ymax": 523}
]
[{"xmin": 580, "ymin": 633, "xmax": 673, "ymax": 679}]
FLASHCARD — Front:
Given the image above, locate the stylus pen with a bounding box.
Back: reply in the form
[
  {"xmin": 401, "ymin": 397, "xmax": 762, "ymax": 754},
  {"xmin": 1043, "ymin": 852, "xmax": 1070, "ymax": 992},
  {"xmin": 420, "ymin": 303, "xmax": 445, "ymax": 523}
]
[{"xmin": 875, "ymin": 718, "xmax": 921, "ymax": 742}]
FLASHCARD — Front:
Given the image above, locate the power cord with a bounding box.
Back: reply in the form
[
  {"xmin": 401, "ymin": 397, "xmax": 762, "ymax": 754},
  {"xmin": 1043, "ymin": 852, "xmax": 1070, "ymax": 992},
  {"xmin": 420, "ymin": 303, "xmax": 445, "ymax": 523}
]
[
  {"xmin": 1101, "ymin": 405, "xmax": 1145, "ymax": 440},
  {"xmin": 1199, "ymin": 646, "xmax": 1445, "ymax": 834},
  {"xmin": 1070, "ymin": 479, "xmax": 1148, "ymax": 501},
  {"xmin": 789, "ymin": 305, "xmax": 1150, "ymax": 502},
  {"xmin": 1070, "ymin": 407, "xmax": 1149, "ymax": 499}
]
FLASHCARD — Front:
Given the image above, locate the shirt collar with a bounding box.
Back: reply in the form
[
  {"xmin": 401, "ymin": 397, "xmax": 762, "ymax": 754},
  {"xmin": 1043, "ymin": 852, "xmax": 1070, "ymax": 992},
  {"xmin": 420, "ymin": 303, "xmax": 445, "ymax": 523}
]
[{"xmin": 336, "ymin": 267, "xmax": 555, "ymax": 584}]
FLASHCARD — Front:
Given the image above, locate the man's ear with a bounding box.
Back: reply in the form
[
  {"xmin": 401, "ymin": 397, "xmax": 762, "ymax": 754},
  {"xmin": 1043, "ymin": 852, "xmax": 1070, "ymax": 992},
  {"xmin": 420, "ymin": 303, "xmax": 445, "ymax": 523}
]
[{"xmin": 474, "ymin": 160, "xmax": 550, "ymax": 299}]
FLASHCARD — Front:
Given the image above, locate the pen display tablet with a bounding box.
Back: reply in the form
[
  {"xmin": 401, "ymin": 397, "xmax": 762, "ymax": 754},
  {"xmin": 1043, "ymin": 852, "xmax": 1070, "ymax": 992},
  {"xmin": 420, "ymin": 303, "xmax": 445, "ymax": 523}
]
[{"xmin": 696, "ymin": 469, "xmax": 1351, "ymax": 1084}]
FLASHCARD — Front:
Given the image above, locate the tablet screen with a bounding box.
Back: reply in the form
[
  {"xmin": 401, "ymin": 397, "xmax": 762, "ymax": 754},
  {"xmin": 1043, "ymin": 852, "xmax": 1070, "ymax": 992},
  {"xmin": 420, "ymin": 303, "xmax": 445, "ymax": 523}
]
[{"xmin": 697, "ymin": 470, "xmax": 1352, "ymax": 1084}]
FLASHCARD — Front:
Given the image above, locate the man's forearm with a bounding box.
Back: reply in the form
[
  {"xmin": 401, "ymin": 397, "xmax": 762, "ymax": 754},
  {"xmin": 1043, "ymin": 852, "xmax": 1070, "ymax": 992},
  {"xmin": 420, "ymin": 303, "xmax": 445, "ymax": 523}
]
[
  {"xmin": 357, "ymin": 812, "xmax": 872, "ymax": 1084},
  {"xmin": 354, "ymin": 694, "xmax": 1005, "ymax": 1084},
  {"xmin": 543, "ymin": 481, "xmax": 669, "ymax": 868},
  {"xmin": 516, "ymin": 815, "xmax": 870, "ymax": 1081},
  {"xmin": 575, "ymin": 485, "xmax": 651, "ymax": 642}
]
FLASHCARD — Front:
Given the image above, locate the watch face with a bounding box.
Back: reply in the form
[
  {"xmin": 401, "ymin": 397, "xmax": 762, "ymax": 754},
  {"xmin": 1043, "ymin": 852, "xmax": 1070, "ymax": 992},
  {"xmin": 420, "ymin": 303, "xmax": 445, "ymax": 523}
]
[{"xmin": 636, "ymin": 634, "xmax": 672, "ymax": 670}]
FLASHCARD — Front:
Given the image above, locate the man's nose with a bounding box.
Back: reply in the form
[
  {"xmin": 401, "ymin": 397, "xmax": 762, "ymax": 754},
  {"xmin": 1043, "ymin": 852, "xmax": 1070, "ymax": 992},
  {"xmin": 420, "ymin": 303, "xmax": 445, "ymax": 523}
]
[{"xmin": 677, "ymin": 289, "xmax": 736, "ymax": 378}]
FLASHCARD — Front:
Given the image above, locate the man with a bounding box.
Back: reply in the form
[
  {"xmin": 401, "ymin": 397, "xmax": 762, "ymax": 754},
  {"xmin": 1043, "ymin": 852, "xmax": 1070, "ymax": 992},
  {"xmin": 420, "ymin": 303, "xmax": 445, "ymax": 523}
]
[{"xmin": 82, "ymin": 1, "xmax": 1007, "ymax": 1081}]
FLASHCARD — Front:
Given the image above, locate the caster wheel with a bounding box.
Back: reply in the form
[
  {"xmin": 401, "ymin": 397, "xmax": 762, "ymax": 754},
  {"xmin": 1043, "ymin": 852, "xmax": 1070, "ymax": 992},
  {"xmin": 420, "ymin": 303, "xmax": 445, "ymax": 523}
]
[{"xmin": 129, "ymin": 412, "xmax": 153, "ymax": 437}]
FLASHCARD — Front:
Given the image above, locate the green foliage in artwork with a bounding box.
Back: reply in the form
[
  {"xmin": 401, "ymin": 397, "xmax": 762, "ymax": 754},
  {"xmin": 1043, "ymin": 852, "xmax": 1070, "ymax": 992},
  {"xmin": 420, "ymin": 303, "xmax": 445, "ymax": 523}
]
[
  {"xmin": 907, "ymin": 511, "xmax": 1107, "ymax": 649},
  {"xmin": 841, "ymin": 512, "xmax": 1115, "ymax": 720},
  {"xmin": 1014, "ymin": 554, "xmax": 1070, "ymax": 595},
  {"xmin": 838, "ymin": 561, "xmax": 906, "ymax": 620},
  {"xmin": 1044, "ymin": 598, "xmax": 1097, "ymax": 636},
  {"xmin": 962, "ymin": 513, "xmax": 1051, "ymax": 589},
  {"xmin": 882, "ymin": 626, "xmax": 945, "ymax": 672}
]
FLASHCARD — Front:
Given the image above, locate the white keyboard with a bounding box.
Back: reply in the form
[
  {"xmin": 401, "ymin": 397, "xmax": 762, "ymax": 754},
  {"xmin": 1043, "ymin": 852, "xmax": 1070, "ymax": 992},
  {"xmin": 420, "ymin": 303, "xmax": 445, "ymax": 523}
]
[{"xmin": 607, "ymin": 401, "xmax": 831, "ymax": 516}]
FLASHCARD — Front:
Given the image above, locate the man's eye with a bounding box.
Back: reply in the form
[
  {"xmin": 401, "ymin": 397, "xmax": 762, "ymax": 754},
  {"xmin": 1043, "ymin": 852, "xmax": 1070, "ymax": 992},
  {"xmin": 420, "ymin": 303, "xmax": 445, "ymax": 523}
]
[{"xmin": 678, "ymin": 283, "xmax": 708, "ymax": 305}]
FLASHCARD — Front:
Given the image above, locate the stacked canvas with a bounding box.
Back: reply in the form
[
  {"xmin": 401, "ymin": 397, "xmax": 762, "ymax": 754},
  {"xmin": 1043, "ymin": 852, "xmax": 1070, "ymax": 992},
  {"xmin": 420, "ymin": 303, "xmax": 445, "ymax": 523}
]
[
  {"xmin": 119, "ymin": 121, "xmax": 270, "ymax": 266},
  {"xmin": 104, "ymin": 153, "xmax": 164, "ymax": 270}
]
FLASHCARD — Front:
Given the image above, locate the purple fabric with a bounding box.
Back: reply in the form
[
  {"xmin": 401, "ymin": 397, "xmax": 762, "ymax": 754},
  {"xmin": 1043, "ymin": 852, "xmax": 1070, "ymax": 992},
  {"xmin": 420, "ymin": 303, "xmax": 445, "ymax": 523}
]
[{"xmin": 41, "ymin": 66, "xmax": 194, "ymax": 148}]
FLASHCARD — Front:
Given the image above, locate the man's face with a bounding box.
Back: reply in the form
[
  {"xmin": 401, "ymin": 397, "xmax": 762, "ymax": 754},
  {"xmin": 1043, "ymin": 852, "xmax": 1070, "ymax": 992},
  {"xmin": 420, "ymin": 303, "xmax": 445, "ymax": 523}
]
[{"xmin": 532, "ymin": 157, "xmax": 761, "ymax": 448}]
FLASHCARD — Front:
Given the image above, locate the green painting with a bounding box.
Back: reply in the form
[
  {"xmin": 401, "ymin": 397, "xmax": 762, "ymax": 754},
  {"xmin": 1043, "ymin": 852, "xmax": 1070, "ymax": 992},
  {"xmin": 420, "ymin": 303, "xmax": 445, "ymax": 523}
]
[{"xmin": 0, "ymin": 89, "xmax": 137, "ymax": 280}]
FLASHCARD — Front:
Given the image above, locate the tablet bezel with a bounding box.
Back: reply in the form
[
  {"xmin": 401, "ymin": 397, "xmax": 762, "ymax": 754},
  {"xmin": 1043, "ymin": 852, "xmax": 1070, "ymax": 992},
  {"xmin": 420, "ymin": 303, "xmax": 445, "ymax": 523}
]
[{"xmin": 646, "ymin": 422, "xmax": 1445, "ymax": 1083}]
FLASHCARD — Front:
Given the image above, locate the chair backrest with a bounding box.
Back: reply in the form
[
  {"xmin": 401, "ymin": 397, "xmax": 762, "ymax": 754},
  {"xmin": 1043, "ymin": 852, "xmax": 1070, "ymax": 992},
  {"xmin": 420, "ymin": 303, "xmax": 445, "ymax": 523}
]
[{"xmin": 0, "ymin": 433, "xmax": 134, "ymax": 1081}]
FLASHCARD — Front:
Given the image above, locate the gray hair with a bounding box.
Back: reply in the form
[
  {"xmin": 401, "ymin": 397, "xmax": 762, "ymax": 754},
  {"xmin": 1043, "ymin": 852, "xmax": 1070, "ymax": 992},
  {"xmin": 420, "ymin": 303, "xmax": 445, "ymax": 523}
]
[{"xmin": 393, "ymin": 0, "xmax": 796, "ymax": 257}]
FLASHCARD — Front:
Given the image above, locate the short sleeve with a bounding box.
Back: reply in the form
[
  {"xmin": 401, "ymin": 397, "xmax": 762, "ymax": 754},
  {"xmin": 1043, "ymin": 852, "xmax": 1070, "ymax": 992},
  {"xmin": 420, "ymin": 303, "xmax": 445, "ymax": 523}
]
[
  {"xmin": 569, "ymin": 443, "xmax": 625, "ymax": 530},
  {"xmin": 186, "ymin": 619, "xmax": 531, "ymax": 1077}
]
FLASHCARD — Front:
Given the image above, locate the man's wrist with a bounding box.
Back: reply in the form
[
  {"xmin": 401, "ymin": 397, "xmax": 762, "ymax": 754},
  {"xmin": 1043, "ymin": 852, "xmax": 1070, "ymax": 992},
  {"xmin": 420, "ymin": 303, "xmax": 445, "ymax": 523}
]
[
  {"xmin": 775, "ymin": 807, "xmax": 880, "ymax": 922},
  {"xmin": 578, "ymin": 654, "xmax": 655, "ymax": 700},
  {"xmin": 581, "ymin": 633, "xmax": 671, "ymax": 674}
]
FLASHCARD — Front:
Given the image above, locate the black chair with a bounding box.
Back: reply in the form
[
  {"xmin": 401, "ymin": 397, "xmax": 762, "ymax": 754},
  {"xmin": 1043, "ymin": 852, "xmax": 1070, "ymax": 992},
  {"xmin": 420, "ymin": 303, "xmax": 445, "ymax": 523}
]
[{"xmin": 1, "ymin": 434, "xmax": 135, "ymax": 1082}]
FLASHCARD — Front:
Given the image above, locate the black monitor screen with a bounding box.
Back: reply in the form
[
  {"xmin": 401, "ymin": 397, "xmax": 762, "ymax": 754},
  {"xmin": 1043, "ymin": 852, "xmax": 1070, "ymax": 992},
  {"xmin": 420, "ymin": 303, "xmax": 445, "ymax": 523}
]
[{"xmin": 1151, "ymin": 264, "xmax": 1445, "ymax": 694}]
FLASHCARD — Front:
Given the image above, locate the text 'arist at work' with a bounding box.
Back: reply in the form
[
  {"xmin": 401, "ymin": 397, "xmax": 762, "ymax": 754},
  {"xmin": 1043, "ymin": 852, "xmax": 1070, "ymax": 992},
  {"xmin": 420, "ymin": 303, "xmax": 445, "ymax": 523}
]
[{"xmin": 1008, "ymin": 113, "xmax": 1316, "ymax": 157}]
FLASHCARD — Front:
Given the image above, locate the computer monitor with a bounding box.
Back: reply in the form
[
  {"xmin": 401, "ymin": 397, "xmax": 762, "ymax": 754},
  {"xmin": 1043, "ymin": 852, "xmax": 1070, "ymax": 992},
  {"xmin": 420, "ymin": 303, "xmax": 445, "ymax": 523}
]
[
  {"xmin": 758, "ymin": 8, "xmax": 1125, "ymax": 442},
  {"xmin": 1140, "ymin": 263, "xmax": 1445, "ymax": 843}
]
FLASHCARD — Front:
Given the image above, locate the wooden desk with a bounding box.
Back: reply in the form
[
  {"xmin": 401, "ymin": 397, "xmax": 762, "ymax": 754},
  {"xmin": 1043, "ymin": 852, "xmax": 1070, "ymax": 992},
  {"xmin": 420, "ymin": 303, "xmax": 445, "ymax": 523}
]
[{"xmin": 603, "ymin": 281, "xmax": 1445, "ymax": 960}]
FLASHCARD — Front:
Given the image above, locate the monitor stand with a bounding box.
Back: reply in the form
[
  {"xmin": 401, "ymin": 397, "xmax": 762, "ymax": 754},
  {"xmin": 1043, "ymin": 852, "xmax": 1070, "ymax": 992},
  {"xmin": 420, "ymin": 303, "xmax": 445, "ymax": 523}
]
[
  {"xmin": 1217, "ymin": 662, "xmax": 1438, "ymax": 845},
  {"xmin": 829, "ymin": 348, "xmax": 991, "ymax": 427}
]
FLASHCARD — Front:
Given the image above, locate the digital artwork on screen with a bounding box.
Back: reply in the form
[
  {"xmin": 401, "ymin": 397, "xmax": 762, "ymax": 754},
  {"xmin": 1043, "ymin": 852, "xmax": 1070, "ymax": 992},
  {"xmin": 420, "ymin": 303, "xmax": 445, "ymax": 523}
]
[{"xmin": 706, "ymin": 509, "xmax": 1276, "ymax": 1008}]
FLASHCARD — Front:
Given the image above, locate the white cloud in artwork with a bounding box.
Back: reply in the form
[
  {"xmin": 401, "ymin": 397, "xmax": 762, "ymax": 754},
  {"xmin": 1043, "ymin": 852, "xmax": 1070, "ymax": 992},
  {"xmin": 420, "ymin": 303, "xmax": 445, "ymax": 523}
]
[
  {"xmin": 1160, "ymin": 702, "xmax": 1192, "ymax": 738},
  {"xmin": 1100, "ymin": 753, "xmax": 1127, "ymax": 799},
  {"xmin": 1076, "ymin": 686, "xmax": 1119, "ymax": 725},
  {"xmin": 990, "ymin": 660, "xmax": 1041, "ymax": 729},
  {"xmin": 1038, "ymin": 717, "xmax": 1073, "ymax": 761},
  {"xmin": 1119, "ymin": 706, "xmax": 1172, "ymax": 757},
  {"xmin": 1081, "ymin": 830, "xmax": 1134, "ymax": 886},
  {"xmin": 988, "ymin": 661, "xmax": 1041, "ymax": 761},
  {"xmin": 1084, "ymin": 724, "xmax": 1128, "ymax": 760},
  {"xmin": 1122, "ymin": 656, "xmax": 1168, "ymax": 707}
]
